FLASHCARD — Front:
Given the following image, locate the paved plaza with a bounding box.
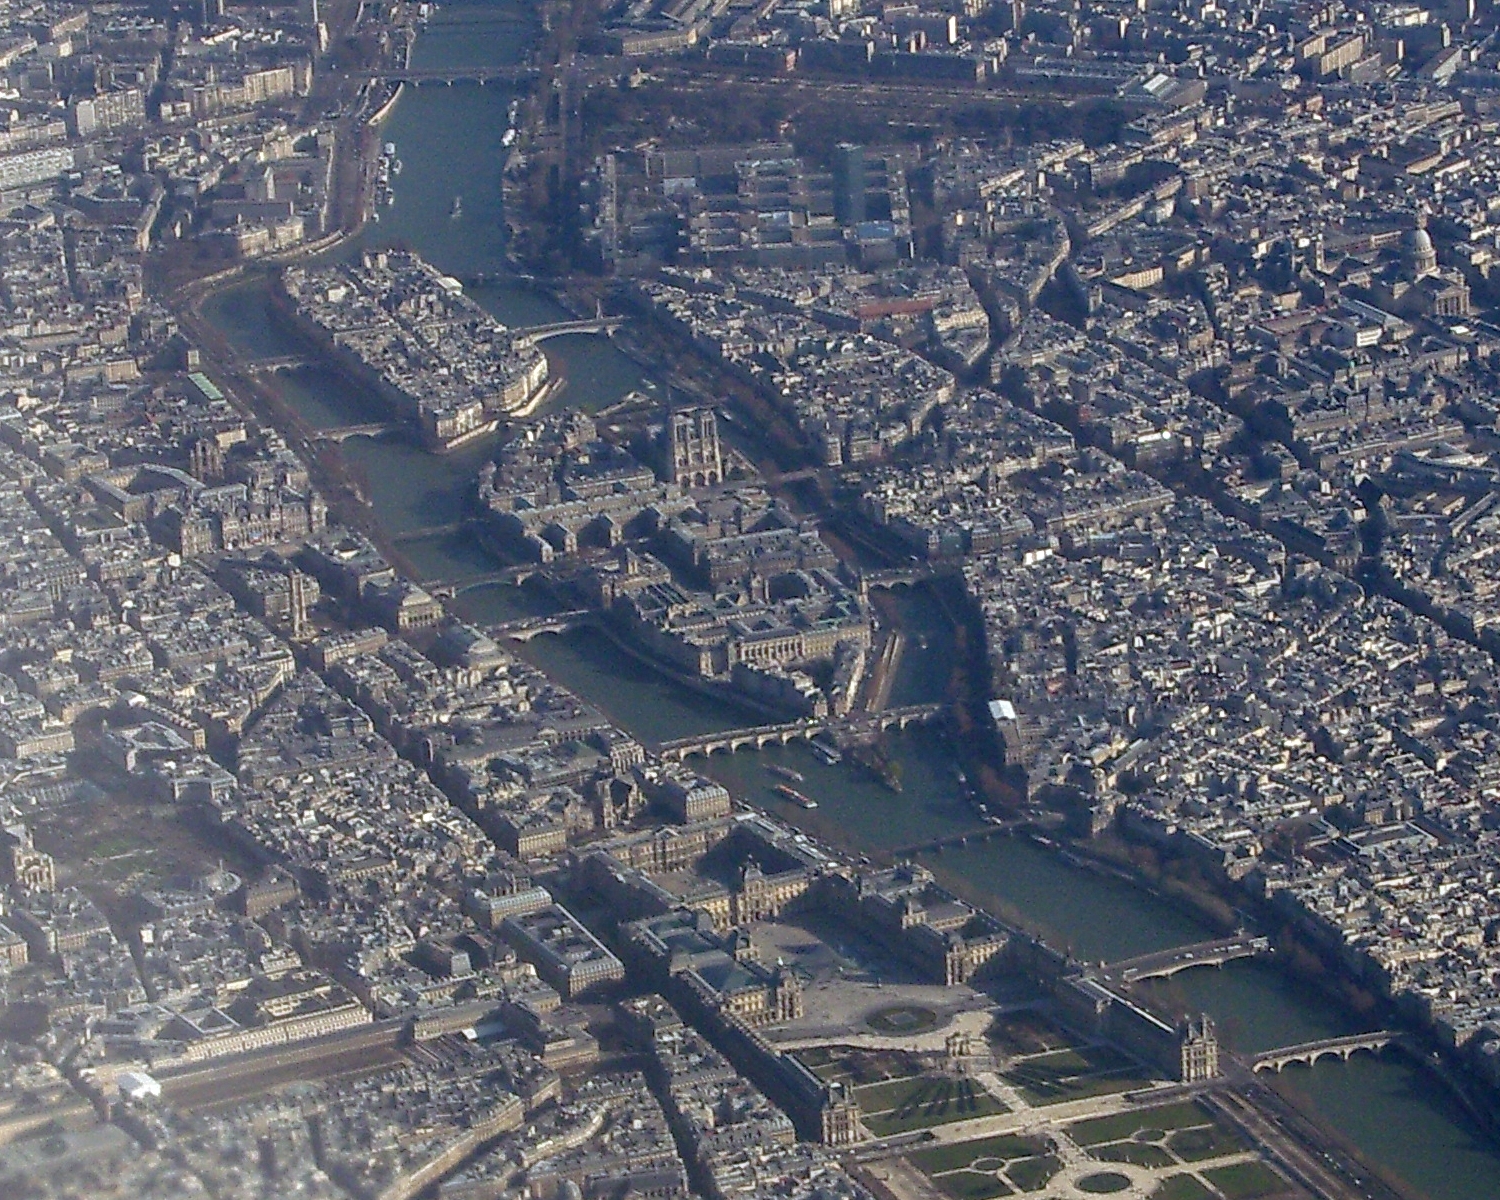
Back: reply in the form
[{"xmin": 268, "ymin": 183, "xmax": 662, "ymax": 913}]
[{"xmin": 750, "ymin": 919, "xmax": 995, "ymax": 1049}]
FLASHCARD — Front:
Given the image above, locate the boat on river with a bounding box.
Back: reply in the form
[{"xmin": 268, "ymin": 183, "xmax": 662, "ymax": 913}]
[
  {"xmin": 810, "ymin": 735, "xmax": 841, "ymax": 765},
  {"xmin": 767, "ymin": 764, "xmax": 805, "ymax": 784},
  {"xmin": 773, "ymin": 784, "xmax": 818, "ymax": 810}
]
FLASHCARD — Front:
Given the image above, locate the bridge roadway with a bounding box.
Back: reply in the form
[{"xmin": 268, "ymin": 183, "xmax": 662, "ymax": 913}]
[
  {"xmin": 511, "ymin": 316, "xmax": 624, "ymax": 345},
  {"xmin": 359, "ymin": 65, "xmax": 540, "ymax": 85},
  {"xmin": 488, "ymin": 609, "xmax": 595, "ymax": 641},
  {"xmin": 317, "ymin": 421, "xmax": 404, "ymax": 444},
  {"xmin": 655, "ymin": 702, "xmax": 943, "ymax": 763},
  {"xmin": 887, "ymin": 819, "xmax": 1028, "ymax": 859},
  {"xmin": 1250, "ymin": 1031, "xmax": 1398, "ymax": 1073},
  {"xmin": 862, "ymin": 566, "xmax": 937, "ymax": 589},
  {"xmin": 1100, "ymin": 935, "xmax": 1271, "ymax": 983},
  {"xmin": 244, "ymin": 354, "xmax": 315, "ymax": 372},
  {"xmin": 1208, "ymin": 1070, "xmax": 1413, "ymax": 1200},
  {"xmin": 425, "ymin": 565, "xmax": 541, "ymax": 598},
  {"xmin": 386, "ymin": 520, "xmax": 474, "ymax": 544}
]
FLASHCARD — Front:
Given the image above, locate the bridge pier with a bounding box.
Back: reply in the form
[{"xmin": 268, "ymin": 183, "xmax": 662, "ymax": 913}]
[
  {"xmin": 369, "ymin": 66, "xmax": 539, "ymax": 86},
  {"xmin": 654, "ymin": 704, "xmax": 942, "ymax": 763},
  {"xmin": 1250, "ymin": 1032, "xmax": 1397, "ymax": 1073},
  {"xmin": 1105, "ymin": 935, "xmax": 1271, "ymax": 984},
  {"xmin": 510, "ymin": 317, "xmax": 625, "ymax": 347},
  {"xmin": 486, "ymin": 609, "xmax": 594, "ymax": 641}
]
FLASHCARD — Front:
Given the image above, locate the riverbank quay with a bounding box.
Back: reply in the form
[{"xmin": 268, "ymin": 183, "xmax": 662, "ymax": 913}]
[{"xmin": 170, "ymin": 273, "xmax": 430, "ymax": 586}]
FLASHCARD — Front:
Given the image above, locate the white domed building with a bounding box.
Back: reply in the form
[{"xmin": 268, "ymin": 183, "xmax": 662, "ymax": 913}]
[{"xmin": 1372, "ymin": 213, "xmax": 1471, "ymax": 319}]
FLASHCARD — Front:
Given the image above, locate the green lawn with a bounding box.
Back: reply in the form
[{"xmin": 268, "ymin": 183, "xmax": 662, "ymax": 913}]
[
  {"xmin": 986, "ymin": 1012, "xmax": 1076, "ymax": 1057},
  {"xmin": 853, "ymin": 1049, "xmax": 923, "ymax": 1082},
  {"xmin": 855, "ymin": 1075, "xmax": 934, "ymax": 1112},
  {"xmin": 1150, "ymin": 1176, "xmax": 1215, "ymax": 1200},
  {"xmin": 860, "ymin": 1076, "xmax": 1007, "ymax": 1135},
  {"xmin": 1023, "ymin": 1048, "xmax": 1096, "ymax": 1072},
  {"xmin": 1068, "ymin": 1102, "xmax": 1213, "ymax": 1146},
  {"xmin": 92, "ymin": 832, "xmax": 146, "ymax": 856},
  {"xmin": 1005, "ymin": 1155, "xmax": 1062, "ymax": 1192},
  {"xmin": 1202, "ymin": 1161, "xmax": 1289, "ymax": 1200},
  {"xmin": 931, "ymin": 1170, "xmax": 1015, "ymax": 1200},
  {"xmin": 1003, "ymin": 1045, "xmax": 1153, "ymax": 1106},
  {"xmin": 1091, "ymin": 1141, "xmax": 1175, "ymax": 1168},
  {"xmin": 909, "ymin": 1134, "xmax": 1048, "ymax": 1176},
  {"xmin": 909, "ymin": 1133, "xmax": 1056, "ymax": 1196},
  {"xmin": 1040, "ymin": 1074, "xmax": 1149, "ymax": 1105},
  {"xmin": 801, "ymin": 1047, "xmax": 922, "ymax": 1085},
  {"xmin": 1168, "ymin": 1122, "xmax": 1249, "ymax": 1163},
  {"xmin": 794, "ymin": 1047, "xmax": 854, "ymax": 1084}
]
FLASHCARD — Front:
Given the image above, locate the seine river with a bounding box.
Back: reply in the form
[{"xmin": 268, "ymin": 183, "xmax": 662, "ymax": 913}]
[{"xmin": 197, "ymin": 3, "xmax": 1500, "ymax": 1195}]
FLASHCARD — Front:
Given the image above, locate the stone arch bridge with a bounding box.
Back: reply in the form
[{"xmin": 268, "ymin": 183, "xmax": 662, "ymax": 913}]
[
  {"xmin": 1250, "ymin": 1031, "xmax": 1400, "ymax": 1073},
  {"xmin": 655, "ymin": 703, "xmax": 943, "ymax": 763}
]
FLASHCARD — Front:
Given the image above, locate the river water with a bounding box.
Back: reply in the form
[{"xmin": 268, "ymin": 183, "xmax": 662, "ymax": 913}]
[{"xmin": 195, "ymin": 2, "xmax": 1500, "ymax": 1195}]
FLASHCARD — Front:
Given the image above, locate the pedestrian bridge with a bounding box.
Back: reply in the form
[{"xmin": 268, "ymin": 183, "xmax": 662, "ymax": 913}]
[
  {"xmin": 1251, "ymin": 1031, "xmax": 1398, "ymax": 1073},
  {"xmin": 889, "ymin": 820, "xmax": 1026, "ymax": 858},
  {"xmin": 1103, "ymin": 935, "xmax": 1270, "ymax": 983}
]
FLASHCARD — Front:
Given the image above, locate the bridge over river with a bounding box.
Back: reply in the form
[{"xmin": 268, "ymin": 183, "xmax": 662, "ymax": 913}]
[
  {"xmin": 360, "ymin": 65, "xmax": 540, "ymax": 86},
  {"xmin": 1100, "ymin": 934, "xmax": 1271, "ymax": 983},
  {"xmin": 1250, "ymin": 1031, "xmax": 1400, "ymax": 1073},
  {"xmin": 861, "ymin": 566, "xmax": 938, "ymax": 589},
  {"xmin": 510, "ymin": 317, "xmax": 624, "ymax": 346},
  {"xmin": 887, "ymin": 819, "xmax": 1030, "ymax": 858},
  {"xmin": 317, "ymin": 422, "xmax": 405, "ymax": 444},
  {"xmin": 655, "ymin": 702, "xmax": 944, "ymax": 763},
  {"xmin": 487, "ymin": 609, "xmax": 595, "ymax": 641},
  {"xmin": 244, "ymin": 354, "xmax": 315, "ymax": 373},
  {"xmin": 423, "ymin": 566, "xmax": 543, "ymax": 599}
]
